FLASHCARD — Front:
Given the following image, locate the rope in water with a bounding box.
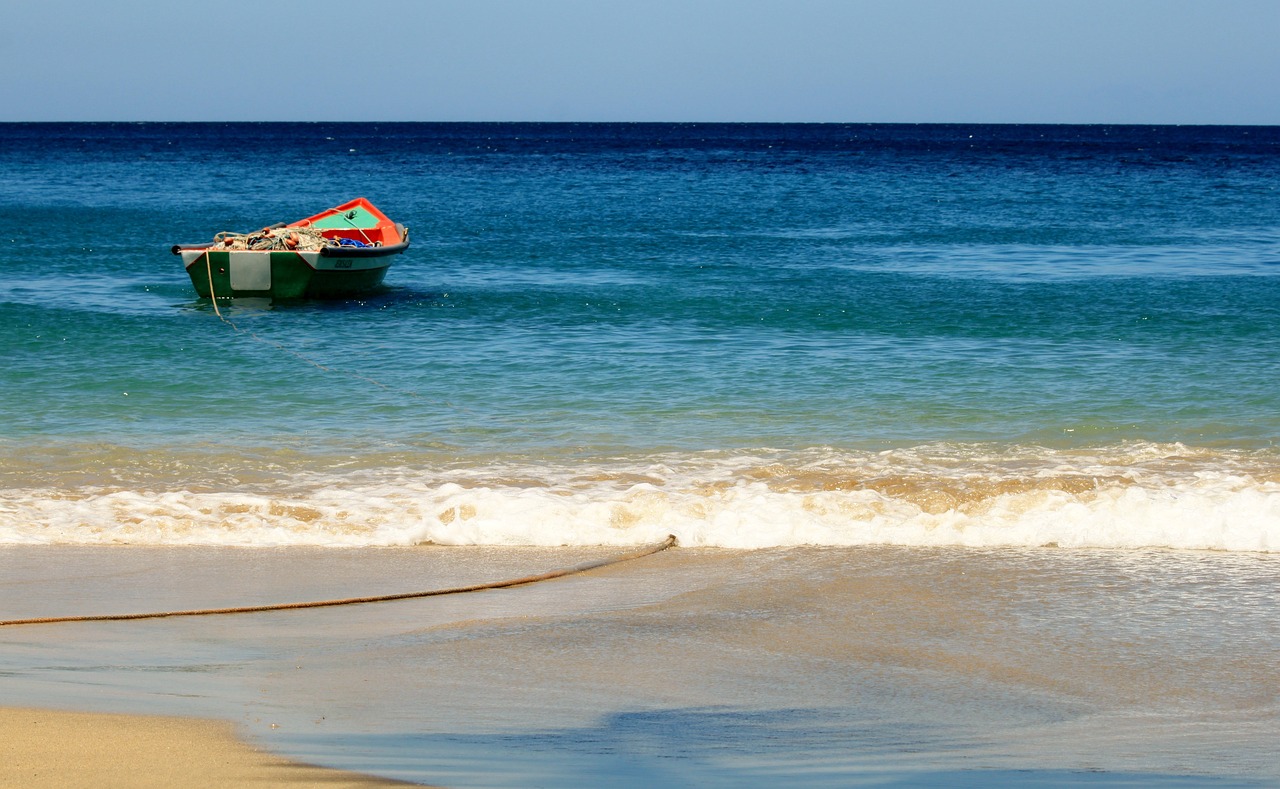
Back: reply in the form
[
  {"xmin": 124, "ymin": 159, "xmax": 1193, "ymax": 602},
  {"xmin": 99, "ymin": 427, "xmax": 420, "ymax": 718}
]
[
  {"xmin": 200, "ymin": 250, "xmax": 421, "ymax": 397},
  {"xmin": 0, "ymin": 536, "xmax": 677, "ymax": 627},
  {"xmin": 204, "ymin": 250, "xmax": 222, "ymax": 318}
]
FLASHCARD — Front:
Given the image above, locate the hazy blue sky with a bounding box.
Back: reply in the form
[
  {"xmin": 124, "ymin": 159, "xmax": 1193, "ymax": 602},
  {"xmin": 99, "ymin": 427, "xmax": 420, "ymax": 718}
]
[{"xmin": 5, "ymin": 0, "xmax": 1278, "ymax": 123}]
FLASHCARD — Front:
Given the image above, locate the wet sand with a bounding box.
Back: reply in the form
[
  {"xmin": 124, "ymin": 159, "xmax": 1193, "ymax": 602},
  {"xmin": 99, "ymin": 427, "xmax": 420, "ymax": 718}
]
[
  {"xmin": 0, "ymin": 706, "xmax": 422, "ymax": 788},
  {"xmin": 1, "ymin": 544, "xmax": 1277, "ymax": 787}
]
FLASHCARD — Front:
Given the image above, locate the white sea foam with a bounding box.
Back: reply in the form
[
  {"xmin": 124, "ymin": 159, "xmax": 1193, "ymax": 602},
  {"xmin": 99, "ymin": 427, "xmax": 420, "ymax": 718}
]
[{"xmin": 2, "ymin": 443, "xmax": 1278, "ymax": 551}]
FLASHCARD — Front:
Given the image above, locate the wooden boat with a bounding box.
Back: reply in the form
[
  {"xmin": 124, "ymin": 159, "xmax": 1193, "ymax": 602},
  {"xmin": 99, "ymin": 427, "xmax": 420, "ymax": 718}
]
[{"xmin": 172, "ymin": 198, "xmax": 409, "ymax": 299}]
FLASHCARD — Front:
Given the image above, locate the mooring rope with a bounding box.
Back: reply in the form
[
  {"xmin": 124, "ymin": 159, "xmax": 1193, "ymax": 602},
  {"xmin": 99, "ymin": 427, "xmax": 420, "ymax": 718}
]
[
  {"xmin": 0, "ymin": 536, "xmax": 677, "ymax": 627},
  {"xmin": 200, "ymin": 251, "xmax": 421, "ymax": 398},
  {"xmin": 204, "ymin": 250, "xmax": 222, "ymax": 319}
]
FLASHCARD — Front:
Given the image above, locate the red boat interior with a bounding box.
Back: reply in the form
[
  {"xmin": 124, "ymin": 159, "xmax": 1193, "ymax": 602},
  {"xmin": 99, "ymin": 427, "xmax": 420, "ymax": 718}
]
[{"xmin": 289, "ymin": 199, "xmax": 406, "ymax": 247}]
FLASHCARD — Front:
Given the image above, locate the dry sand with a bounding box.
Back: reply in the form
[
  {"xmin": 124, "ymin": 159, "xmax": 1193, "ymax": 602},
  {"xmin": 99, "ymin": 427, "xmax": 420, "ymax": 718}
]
[{"xmin": 0, "ymin": 707, "xmax": 424, "ymax": 788}]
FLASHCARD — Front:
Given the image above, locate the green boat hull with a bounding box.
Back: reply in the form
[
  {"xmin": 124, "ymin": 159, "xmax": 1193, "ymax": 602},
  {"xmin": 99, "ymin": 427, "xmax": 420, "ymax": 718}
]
[{"xmin": 181, "ymin": 249, "xmax": 395, "ymax": 300}]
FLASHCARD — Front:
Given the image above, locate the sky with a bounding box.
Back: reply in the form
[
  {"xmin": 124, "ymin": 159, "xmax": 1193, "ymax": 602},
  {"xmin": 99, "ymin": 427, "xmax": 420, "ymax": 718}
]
[{"xmin": 4, "ymin": 0, "xmax": 1278, "ymax": 123}]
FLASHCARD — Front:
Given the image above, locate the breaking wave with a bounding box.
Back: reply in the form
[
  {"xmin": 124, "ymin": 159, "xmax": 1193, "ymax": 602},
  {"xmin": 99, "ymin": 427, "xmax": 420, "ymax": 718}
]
[{"xmin": 2, "ymin": 442, "xmax": 1278, "ymax": 552}]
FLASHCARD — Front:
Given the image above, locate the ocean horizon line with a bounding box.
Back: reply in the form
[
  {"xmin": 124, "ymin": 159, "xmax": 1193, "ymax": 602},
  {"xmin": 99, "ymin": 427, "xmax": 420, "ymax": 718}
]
[{"xmin": 5, "ymin": 119, "xmax": 1279, "ymax": 128}]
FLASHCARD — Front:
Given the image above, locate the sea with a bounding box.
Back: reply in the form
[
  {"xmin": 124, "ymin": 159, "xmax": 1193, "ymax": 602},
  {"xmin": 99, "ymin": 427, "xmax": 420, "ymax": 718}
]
[{"xmin": 1, "ymin": 123, "xmax": 1278, "ymax": 786}]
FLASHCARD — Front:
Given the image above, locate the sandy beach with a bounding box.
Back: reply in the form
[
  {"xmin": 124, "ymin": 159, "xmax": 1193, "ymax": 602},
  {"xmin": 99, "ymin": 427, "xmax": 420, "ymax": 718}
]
[
  {"xmin": 0, "ymin": 707, "xmax": 422, "ymax": 788},
  {"xmin": 2, "ymin": 544, "xmax": 1277, "ymax": 787}
]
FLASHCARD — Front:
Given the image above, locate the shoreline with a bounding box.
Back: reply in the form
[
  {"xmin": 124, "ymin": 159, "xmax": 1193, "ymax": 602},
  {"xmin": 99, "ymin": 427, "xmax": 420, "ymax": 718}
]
[
  {"xmin": 0, "ymin": 706, "xmax": 428, "ymax": 788},
  {"xmin": 3, "ymin": 545, "xmax": 1276, "ymax": 786}
]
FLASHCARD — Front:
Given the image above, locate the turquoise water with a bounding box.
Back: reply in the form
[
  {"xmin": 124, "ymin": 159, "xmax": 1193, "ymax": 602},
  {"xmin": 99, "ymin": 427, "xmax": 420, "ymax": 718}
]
[{"xmin": 2, "ymin": 123, "xmax": 1279, "ymax": 548}]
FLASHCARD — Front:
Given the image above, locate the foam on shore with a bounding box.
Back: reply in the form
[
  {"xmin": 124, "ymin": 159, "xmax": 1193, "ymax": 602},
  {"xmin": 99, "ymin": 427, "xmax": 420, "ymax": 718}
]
[{"xmin": 3, "ymin": 442, "xmax": 1277, "ymax": 552}]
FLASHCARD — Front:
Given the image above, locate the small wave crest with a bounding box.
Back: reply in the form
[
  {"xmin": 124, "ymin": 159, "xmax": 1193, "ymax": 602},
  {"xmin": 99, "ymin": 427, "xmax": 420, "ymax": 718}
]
[{"xmin": 2, "ymin": 443, "xmax": 1278, "ymax": 551}]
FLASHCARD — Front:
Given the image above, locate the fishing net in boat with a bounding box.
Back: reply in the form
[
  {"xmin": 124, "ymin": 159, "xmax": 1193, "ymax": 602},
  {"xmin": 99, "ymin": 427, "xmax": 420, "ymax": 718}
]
[{"xmin": 213, "ymin": 226, "xmax": 338, "ymax": 252}]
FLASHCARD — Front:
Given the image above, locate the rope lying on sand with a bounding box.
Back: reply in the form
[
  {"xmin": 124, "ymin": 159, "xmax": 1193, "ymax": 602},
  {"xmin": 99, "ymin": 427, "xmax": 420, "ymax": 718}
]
[{"xmin": 0, "ymin": 536, "xmax": 678, "ymax": 627}]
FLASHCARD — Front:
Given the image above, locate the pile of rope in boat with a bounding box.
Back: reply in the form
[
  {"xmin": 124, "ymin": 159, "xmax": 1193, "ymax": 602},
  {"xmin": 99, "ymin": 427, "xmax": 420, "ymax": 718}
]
[
  {"xmin": 213, "ymin": 225, "xmax": 336, "ymax": 252},
  {"xmin": 0, "ymin": 536, "xmax": 678, "ymax": 627},
  {"xmin": 214, "ymin": 226, "xmax": 324, "ymax": 251}
]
